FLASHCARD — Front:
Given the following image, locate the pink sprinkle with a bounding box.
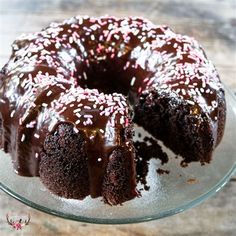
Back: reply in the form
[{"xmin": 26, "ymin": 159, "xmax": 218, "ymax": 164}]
[{"xmin": 125, "ymin": 118, "xmax": 129, "ymax": 126}]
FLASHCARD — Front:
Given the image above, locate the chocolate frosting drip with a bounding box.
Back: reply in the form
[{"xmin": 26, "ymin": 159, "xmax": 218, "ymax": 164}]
[{"xmin": 0, "ymin": 16, "xmax": 224, "ymax": 178}]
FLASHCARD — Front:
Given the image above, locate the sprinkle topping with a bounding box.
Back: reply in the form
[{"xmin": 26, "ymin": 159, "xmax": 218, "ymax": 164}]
[{"xmin": 4, "ymin": 15, "xmax": 222, "ymax": 143}]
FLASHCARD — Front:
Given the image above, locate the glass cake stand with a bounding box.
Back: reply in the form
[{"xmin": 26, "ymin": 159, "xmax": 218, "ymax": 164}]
[{"xmin": 0, "ymin": 85, "xmax": 236, "ymax": 224}]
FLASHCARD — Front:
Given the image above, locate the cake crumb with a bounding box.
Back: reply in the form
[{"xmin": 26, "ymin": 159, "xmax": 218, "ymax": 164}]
[
  {"xmin": 144, "ymin": 185, "xmax": 150, "ymax": 191},
  {"xmin": 180, "ymin": 160, "xmax": 189, "ymax": 167},
  {"xmin": 156, "ymin": 168, "xmax": 170, "ymax": 175},
  {"xmin": 134, "ymin": 136, "xmax": 169, "ymax": 192},
  {"xmin": 187, "ymin": 178, "xmax": 198, "ymax": 184}
]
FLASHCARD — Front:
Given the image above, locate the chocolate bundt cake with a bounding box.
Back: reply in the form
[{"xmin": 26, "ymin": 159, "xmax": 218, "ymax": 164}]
[{"xmin": 0, "ymin": 16, "xmax": 226, "ymax": 205}]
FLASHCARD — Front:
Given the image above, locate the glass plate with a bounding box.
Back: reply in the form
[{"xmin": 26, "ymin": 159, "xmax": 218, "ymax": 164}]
[{"xmin": 0, "ymin": 85, "xmax": 236, "ymax": 224}]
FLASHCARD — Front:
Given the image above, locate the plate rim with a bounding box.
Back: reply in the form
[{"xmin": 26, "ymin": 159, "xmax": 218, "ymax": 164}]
[
  {"xmin": 0, "ymin": 84, "xmax": 236, "ymax": 224},
  {"xmin": 1, "ymin": 165, "xmax": 235, "ymax": 224}
]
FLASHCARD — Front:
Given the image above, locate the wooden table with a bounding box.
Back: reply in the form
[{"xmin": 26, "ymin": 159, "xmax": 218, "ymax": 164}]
[{"xmin": 0, "ymin": 0, "xmax": 235, "ymax": 235}]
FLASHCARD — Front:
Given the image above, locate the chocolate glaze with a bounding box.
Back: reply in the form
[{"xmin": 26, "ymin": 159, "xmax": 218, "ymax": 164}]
[
  {"xmin": 37, "ymin": 89, "xmax": 134, "ymax": 197},
  {"xmin": 0, "ymin": 16, "xmax": 225, "ymax": 191}
]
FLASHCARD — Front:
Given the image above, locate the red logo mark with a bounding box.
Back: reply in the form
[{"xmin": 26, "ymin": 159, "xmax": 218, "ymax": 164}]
[{"xmin": 6, "ymin": 212, "xmax": 30, "ymax": 230}]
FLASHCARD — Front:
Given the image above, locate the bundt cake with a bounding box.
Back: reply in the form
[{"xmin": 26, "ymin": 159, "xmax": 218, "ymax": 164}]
[{"xmin": 0, "ymin": 16, "xmax": 226, "ymax": 205}]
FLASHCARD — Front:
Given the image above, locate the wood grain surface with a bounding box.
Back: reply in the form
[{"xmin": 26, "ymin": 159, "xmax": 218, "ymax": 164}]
[{"xmin": 0, "ymin": 0, "xmax": 235, "ymax": 235}]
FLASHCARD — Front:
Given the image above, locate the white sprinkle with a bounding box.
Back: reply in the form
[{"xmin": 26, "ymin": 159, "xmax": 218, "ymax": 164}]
[
  {"xmin": 86, "ymin": 118, "xmax": 93, "ymax": 125},
  {"xmin": 184, "ymin": 78, "xmax": 190, "ymax": 85},
  {"xmin": 84, "ymin": 114, "xmax": 93, "ymax": 118},
  {"xmin": 35, "ymin": 153, "xmax": 39, "ymax": 158},
  {"xmin": 83, "ymin": 72, "xmax": 87, "ymax": 80},
  {"xmin": 186, "ymin": 100, "xmax": 195, "ymax": 105},
  {"xmin": 120, "ymin": 116, "xmax": 125, "ymax": 124},
  {"xmin": 69, "ymin": 37, "xmax": 73, "ymax": 44},
  {"xmin": 171, "ymin": 83, "xmax": 180, "ymax": 87},
  {"xmin": 90, "ymin": 25, "xmax": 97, "ymax": 31},
  {"xmin": 10, "ymin": 110, "xmax": 15, "ymax": 118},
  {"xmin": 73, "ymin": 108, "xmax": 81, "ymax": 113},
  {"xmin": 181, "ymin": 89, "xmax": 186, "ymax": 96},
  {"xmin": 75, "ymin": 120, "xmax": 80, "ymax": 125},
  {"xmin": 55, "ymin": 42, "xmax": 61, "ymax": 49},
  {"xmin": 26, "ymin": 121, "xmax": 36, "ymax": 128},
  {"xmin": 75, "ymin": 113, "xmax": 81, "ymax": 118},
  {"xmin": 200, "ymin": 88, "xmax": 205, "ymax": 93},
  {"xmin": 130, "ymin": 77, "xmax": 136, "ymax": 86},
  {"xmin": 98, "ymin": 158, "xmax": 102, "ymax": 162},
  {"xmin": 175, "ymin": 88, "xmax": 180, "ymax": 94},
  {"xmin": 21, "ymin": 134, "xmax": 26, "ymax": 142},
  {"xmin": 73, "ymin": 127, "xmax": 79, "ymax": 133},
  {"xmin": 19, "ymin": 73, "xmax": 24, "ymax": 78},
  {"xmin": 78, "ymin": 17, "xmax": 83, "ymax": 25},
  {"xmin": 34, "ymin": 133, "xmax": 40, "ymax": 139},
  {"xmin": 140, "ymin": 36, "xmax": 146, "ymax": 42},
  {"xmin": 114, "ymin": 34, "xmax": 120, "ymax": 40},
  {"xmin": 202, "ymin": 80, "xmax": 206, "ymax": 88},
  {"xmin": 100, "ymin": 129, "xmax": 104, "ymax": 134},
  {"xmin": 19, "ymin": 118, "xmax": 23, "ymax": 125},
  {"xmin": 46, "ymin": 90, "xmax": 53, "ymax": 97}
]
